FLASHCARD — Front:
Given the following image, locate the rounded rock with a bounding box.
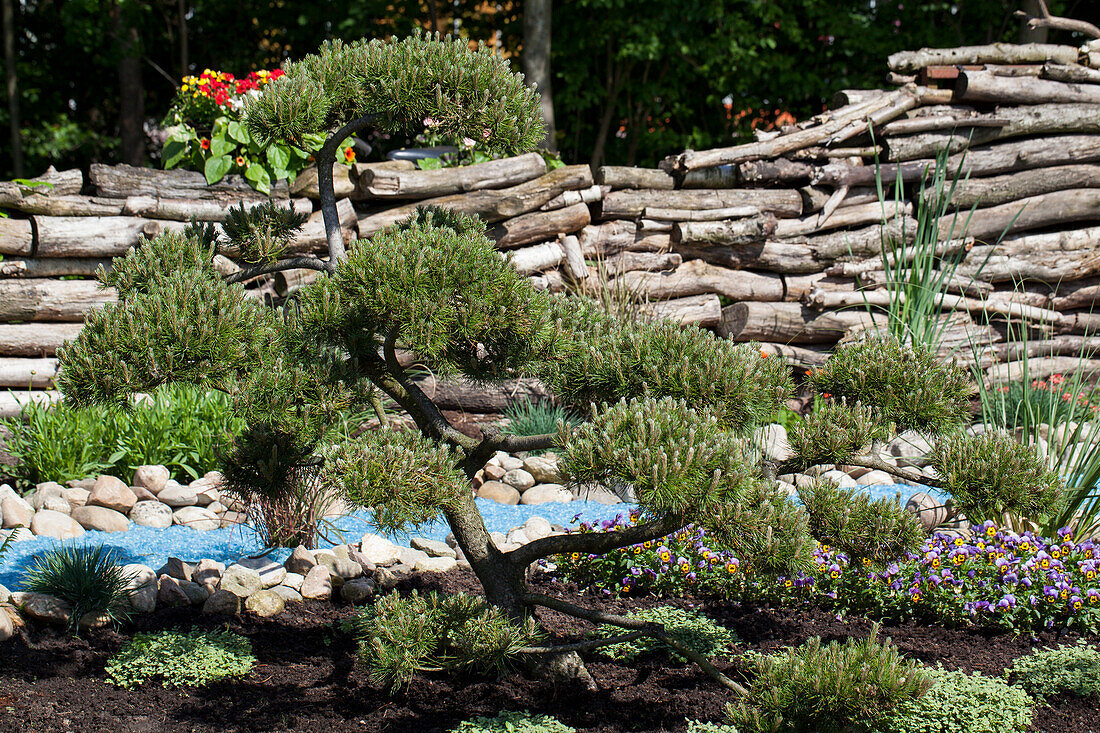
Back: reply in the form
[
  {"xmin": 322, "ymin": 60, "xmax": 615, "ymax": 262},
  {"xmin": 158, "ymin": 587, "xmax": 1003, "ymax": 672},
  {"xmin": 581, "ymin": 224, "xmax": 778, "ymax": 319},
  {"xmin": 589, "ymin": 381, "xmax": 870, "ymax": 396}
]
[
  {"xmin": 132, "ymin": 465, "xmax": 170, "ymax": 495},
  {"xmin": 9, "ymin": 591, "xmax": 72, "ymax": 627},
  {"xmin": 282, "ymin": 572, "xmax": 305, "ymax": 592},
  {"xmin": 285, "ymin": 546, "xmax": 317, "ymax": 575},
  {"xmin": 271, "ymin": 585, "xmax": 304, "ymax": 604},
  {"xmin": 129, "ymin": 500, "xmax": 173, "ymax": 528},
  {"xmin": 219, "ymin": 564, "xmax": 263, "ymax": 598},
  {"xmin": 0, "ymin": 606, "xmax": 13, "ymax": 642},
  {"xmin": 2, "ymin": 496, "xmax": 33, "ymax": 529},
  {"xmin": 245, "ymin": 589, "xmax": 285, "ymax": 618},
  {"xmin": 87, "ymin": 475, "xmax": 137, "ymax": 514},
  {"xmin": 359, "ymin": 534, "xmax": 401, "ymax": 567},
  {"xmin": 61, "ymin": 487, "xmax": 90, "ymax": 509},
  {"xmin": 522, "ymin": 454, "xmax": 563, "ymax": 484},
  {"xmin": 502, "ymin": 468, "xmax": 536, "ymax": 491},
  {"xmin": 71, "ymin": 505, "xmax": 129, "ymax": 533},
  {"xmin": 409, "ymin": 537, "xmax": 456, "ymax": 559},
  {"xmin": 202, "ymin": 589, "xmax": 241, "ymax": 616},
  {"xmin": 476, "ymin": 481, "xmax": 521, "ymax": 505},
  {"xmin": 30, "ymin": 482, "xmax": 65, "ymax": 511},
  {"xmin": 520, "ymin": 484, "xmax": 573, "ymax": 505},
  {"xmin": 905, "ymin": 491, "xmax": 948, "ymax": 532},
  {"xmin": 158, "ymin": 481, "xmax": 198, "ymax": 508},
  {"xmin": 123, "ymin": 564, "xmax": 158, "ymax": 613},
  {"xmin": 414, "ymin": 556, "xmax": 457, "ymax": 573},
  {"xmin": 341, "ymin": 577, "xmax": 376, "ymax": 604},
  {"xmin": 300, "ymin": 565, "xmax": 332, "ymax": 600},
  {"xmin": 856, "ymin": 470, "xmax": 895, "ymax": 487},
  {"xmin": 172, "ymin": 506, "xmax": 219, "ymax": 531},
  {"xmin": 236, "ymin": 556, "xmax": 287, "ymax": 589},
  {"xmin": 30, "ymin": 509, "xmax": 85, "ymax": 539},
  {"xmin": 522, "ymin": 516, "xmax": 553, "ymax": 541}
]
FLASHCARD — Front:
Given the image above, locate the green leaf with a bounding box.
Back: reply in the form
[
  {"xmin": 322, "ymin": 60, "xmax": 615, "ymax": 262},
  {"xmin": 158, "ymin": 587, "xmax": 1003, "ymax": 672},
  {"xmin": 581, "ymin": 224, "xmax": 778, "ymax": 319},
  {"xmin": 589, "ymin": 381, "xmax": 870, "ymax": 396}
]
[
  {"xmin": 266, "ymin": 145, "xmax": 290, "ymax": 172},
  {"xmin": 210, "ymin": 136, "xmax": 235, "ymax": 158},
  {"xmin": 244, "ymin": 164, "xmax": 272, "ymax": 194},
  {"xmin": 107, "ymin": 449, "xmax": 128, "ymax": 465},
  {"xmin": 204, "ymin": 155, "xmax": 233, "ymax": 184},
  {"xmin": 416, "ymin": 157, "xmax": 444, "ymax": 170},
  {"xmin": 162, "ymin": 138, "xmax": 188, "ymax": 169},
  {"xmin": 227, "ymin": 121, "xmax": 251, "ymax": 145}
]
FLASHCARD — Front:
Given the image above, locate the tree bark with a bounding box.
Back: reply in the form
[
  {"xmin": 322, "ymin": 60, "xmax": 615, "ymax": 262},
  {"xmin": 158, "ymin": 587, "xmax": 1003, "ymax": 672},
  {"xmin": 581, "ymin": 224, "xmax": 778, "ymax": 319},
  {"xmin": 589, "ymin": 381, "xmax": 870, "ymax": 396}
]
[
  {"xmin": 283, "ymin": 198, "xmax": 357, "ymax": 255},
  {"xmin": 0, "ymin": 219, "xmax": 32, "ymax": 256},
  {"xmin": 0, "ymin": 258, "xmax": 111, "ymax": 279},
  {"xmin": 595, "ymin": 166, "xmax": 675, "ymax": 190},
  {"xmin": 0, "ymin": 323, "xmax": 83, "ymax": 356},
  {"xmin": 614, "ymin": 258, "xmax": 784, "ymax": 301},
  {"xmin": 599, "ymin": 189, "xmax": 803, "ymax": 219},
  {"xmin": 1041, "ymin": 63, "xmax": 1100, "ymax": 84},
  {"xmin": 0, "ymin": 357, "xmax": 57, "ymax": 388},
  {"xmin": 361, "ymin": 152, "xmax": 546, "ymax": 197},
  {"xmin": 955, "ymin": 69, "xmax": 1100, "ymax": 104},
  {"xmin": 957, "ymin": 226, "xmax": 1100, "ymax": 282},
  {"xmin": 487, "ymin": 202, "xmax": 591, "ymax": 249},
  {"xmin": 2, "ymin": 0, "xmax": 22, "ymax": 177},
  {"xmin": 640, "ymin": 294, "xmax": 722, "ymax": 329},
  {"xmin": 33, "ymin": 215, "xmax": 186, "ymax": 258},
  {"xmin": 0, "ymin": 390, "xmax": 60, "ymax": 419},
  {"xmin": 929, "ymin": 164, "xmax": 1100, "ymax": 210},
  {"xmin": 939, "ymin": 188, "xmax": 1100, "ymax": 243},
  {"xmin": 672, "ymin": 215, "xmax": 777, "ymax": 247},
  {"xmin": 91, "ymin": 163, "xmax": 286, "ymax": 200},
  {"xmin": 522, "ymin": 0, "xmax": 555, "ymax": 150},
  {"xmin": 718, "ymin": 301, "xmax": 886, "ymax": 343},
  {"xmin": 644, "ymin": 205, "xmax": 759, "ymax": 222},
  {"xmin": 540, "ymin": 184, "xmax": 605, "ymax": 211},
  {"xmin": 1051, "ymin": 277, "xmax": 1100, "ymax": 310},
  {"xmin": 577, "ymin": 219, "xmax": 636, "ymax": 257},
  {"xmin": 0, "ymin": 280, "xmax": 116, "ymax": 321},
  {"xmin": 112, "ymin": 3, "xmax": 145, "ymax": 166},
  {"xmin": 121, "ymin": 195, "xmax": 309, "ymax": 222},
  {"xmin": 886, "ymin": 43, "xmax": 1079, "ymax": 73},
  {"xmin": 988, "ymin": 356, "xmax": 1100, "ymax": 383},
  {"xmin": 507, "ymin": 241, "xmax": 565, "ymax": 274},
  {"xmin": 773, "ymin": 201, "xmax": 911, "ymax": 238},
  {"xmin": 600, "ymin": 251, "xmax": 681, "ymax": 277}
]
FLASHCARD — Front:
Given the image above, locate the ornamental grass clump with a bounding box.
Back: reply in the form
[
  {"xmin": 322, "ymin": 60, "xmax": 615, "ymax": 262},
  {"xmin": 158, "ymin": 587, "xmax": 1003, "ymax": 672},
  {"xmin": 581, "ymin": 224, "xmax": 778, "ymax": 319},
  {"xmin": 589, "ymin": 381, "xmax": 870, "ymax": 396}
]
[
  {"xmin": 54, "ymin": 29, "xmax": 1061, "ymax": 695},
  {"xmin": 727, "ymin": 627, "xmax": 931, "ymax": 733},
  {"xmin": 20, "ymin": 544, "xmax": 136, "ymax": 634},
  {"xmin": 105, "ymin": 629, "xmax": 256, "ymax": 688}
]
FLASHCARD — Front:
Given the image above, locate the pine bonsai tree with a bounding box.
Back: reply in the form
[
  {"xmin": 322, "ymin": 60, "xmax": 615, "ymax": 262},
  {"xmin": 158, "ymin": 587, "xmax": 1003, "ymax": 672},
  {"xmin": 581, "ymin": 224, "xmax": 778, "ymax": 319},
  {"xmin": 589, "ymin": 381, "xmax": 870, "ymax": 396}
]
[{"xmin": 56, "ymin": 32, "xmax": 1060, "ymax": 692}]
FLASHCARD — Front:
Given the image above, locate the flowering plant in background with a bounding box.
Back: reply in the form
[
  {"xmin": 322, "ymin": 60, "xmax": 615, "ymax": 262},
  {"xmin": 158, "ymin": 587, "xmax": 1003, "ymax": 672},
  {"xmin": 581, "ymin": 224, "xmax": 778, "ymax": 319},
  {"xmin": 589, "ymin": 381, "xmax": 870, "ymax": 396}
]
[
  {"xmin": 552, "ymin": 515, "xmax": 1100, "ymax": 635},
  {"xmin": 414, "ymin": 116, "xmax": 564, "ymax": 171},
  {"xmin": 159, "ymin": 68, "xmax": 354, "ymax": 193}
]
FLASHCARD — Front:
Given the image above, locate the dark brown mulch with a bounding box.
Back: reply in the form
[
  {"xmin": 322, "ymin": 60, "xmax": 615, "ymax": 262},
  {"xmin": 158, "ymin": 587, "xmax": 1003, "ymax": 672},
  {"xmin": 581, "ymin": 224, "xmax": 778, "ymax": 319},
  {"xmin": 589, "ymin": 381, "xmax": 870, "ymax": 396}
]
[{"xmin": 0, "ymin": 569, "xmax": 1096, "ymax": 733}]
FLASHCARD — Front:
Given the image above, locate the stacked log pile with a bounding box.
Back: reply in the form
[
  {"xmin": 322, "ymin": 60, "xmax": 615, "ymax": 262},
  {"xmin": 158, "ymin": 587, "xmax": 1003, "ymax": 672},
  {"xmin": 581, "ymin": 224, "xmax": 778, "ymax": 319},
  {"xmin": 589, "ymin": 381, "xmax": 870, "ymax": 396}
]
[{"xmin": 2, "ymin": 41, "xmax": 1099, "ymax": 414}]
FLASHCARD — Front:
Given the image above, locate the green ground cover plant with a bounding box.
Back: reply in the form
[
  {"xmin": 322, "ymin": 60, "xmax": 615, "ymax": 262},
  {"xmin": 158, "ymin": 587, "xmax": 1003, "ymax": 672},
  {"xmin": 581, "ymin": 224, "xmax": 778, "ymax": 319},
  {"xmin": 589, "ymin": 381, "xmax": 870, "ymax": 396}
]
[
  {"xmin": 3, "ymin": 383, "xmax": 245, "ymax": 489},
  {"xmin": 727, "ymin": 628, "xmax": 931, "ymax": 733},
  {"xmin": 1004, "ymin": 640, "xmax": 1100, "ymax": 700},
  {"xmin": 20, "ymin": 544, "xmax": 136, "ymax": 634},
  {"xmin": 594, "ymin": 605, "xmax": 735, "ymax": 661},
  {"xmin": 53, "ymin": 29, "xmax": 1061, "ymax": 695},
  {"xmin": 879, "ymin": 667, "xmax": 1032, "ymax": 733},
  {"xmin": 450, "ymin": 711, "xmax": 575, "ymax": 733},
  {"xmin": 105, "ymin": 629, "xmax": 256, "ymax": 688}
]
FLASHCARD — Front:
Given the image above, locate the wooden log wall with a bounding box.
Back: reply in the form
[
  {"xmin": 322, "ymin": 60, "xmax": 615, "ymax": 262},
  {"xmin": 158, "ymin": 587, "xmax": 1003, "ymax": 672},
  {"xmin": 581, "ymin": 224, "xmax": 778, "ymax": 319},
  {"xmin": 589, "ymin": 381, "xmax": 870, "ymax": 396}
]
[{"xmin": 1, "ymin": 41, "xmax": 1099, "ymax": 412}]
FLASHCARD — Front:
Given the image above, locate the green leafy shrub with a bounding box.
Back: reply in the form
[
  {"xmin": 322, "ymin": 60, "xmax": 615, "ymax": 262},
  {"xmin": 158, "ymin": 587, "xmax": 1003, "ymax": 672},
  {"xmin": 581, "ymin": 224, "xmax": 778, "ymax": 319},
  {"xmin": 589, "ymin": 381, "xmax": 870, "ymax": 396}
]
[
  {"xmin": 450, "ymin": 711, "xmax": 575, "ymax": 733},
  {"xmin": 595, "ymin": 605, "xmax": 735, "ymax": 662},
  {"xmin": 105, "ymin": 629, "xmax": 256, "ymax": 688},
  {"xmin": 20, "ymin": 544, "xmax": 136, "ymax": 633},
  {"xmin": 880, "ymin": 667, "xmax": 1032, "ymax": 733},
  {"xmin": 1004, "ymin": 641, "xmax": 1100, "ymax": 700},
  {"xmin": 501, "ymin": 398, "xmax": 580, "ymax": 439},
  {"xmin": 799, "ymin": 479, "xmax": 924, "ymax": 564},
  {"xmin": 727, "ymin": 629, "xmax": 931, "ymax": 733},
  {"xmin": 342, "ymin": 590, "xmax": 543, "ymax": 692},
  {"xmin": 3, "ymin": 383, "xmax": 246, "ymax": 489}
]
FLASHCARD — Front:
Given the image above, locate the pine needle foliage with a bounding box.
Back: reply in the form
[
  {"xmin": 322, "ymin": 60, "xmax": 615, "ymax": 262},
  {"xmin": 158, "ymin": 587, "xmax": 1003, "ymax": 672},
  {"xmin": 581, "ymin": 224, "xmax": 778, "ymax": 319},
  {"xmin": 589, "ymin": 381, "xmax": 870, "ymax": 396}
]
[
  {"xmin": 727, "ymin": 628, "xmax": 932, "ymax": 733},
  {"xmin": 221, "ymin": 201, "xmax": 308, "ymax": 263},
  {"xmin": 21, "ymin": 544, "xmax": 137, "ymax": 634},
  {"xmin": 544, "ymin": 297, "xmax": 791, "ymax": 431},
  {"xmin": 595, "ymin": 605, "xmax": 736, "ymax": 662},
  {"xmin": 106, "ymin": 629, "xmax": 256, "ymax": 689},
  {"xmin": 808, "ymin": 336, "xmax": 972, "ymax": 434},
  {"xmin": 247, "ymin": 31, "xmax": 543, "ymax": 156},
  {"xmin": 785, "ymin": 399, "xmax": 889, "ymax": 471},
  {"xmin": 799, "ymin": 480, "xmax": 925, "ymax": 564},
  {"xmin": 342, "ymin": 590, "xmax": 543, "ymax": 693},
  {"xmin": 100, "ymin": 229, "xmax": 218, "ymax": 297},
  {"xmin": 324, "ymin": 426, "xmax": 467, "ymax": 533},
  {"xmin": 704, "ymin": 479, "xmax": 815, "ymax": 575},
  {"xmin": 561, "ymin": 396, "xmax": 761, "ymax": 517},
  {"xmin": 297, "ymin": 209, "xmax": 555, "ymax": 380},
  {"xmin": 929, "ymin": 430, "xmax": 1062, "ymax": 524}
]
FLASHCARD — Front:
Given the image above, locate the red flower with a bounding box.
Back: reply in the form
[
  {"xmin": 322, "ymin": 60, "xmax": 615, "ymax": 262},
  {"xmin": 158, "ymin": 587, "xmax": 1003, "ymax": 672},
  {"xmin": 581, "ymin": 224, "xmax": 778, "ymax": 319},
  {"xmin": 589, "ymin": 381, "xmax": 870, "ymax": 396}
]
[
  {"xmin": 343, "ymin": 147, "xmax": 356, "ymax": 163},
  {"xmin": 200, "ymin": 138, "xmax": 211, "ymax": 150},
  {"xmin": 235, "ymin": 156, "xmax": 246, "ymax": 167}
]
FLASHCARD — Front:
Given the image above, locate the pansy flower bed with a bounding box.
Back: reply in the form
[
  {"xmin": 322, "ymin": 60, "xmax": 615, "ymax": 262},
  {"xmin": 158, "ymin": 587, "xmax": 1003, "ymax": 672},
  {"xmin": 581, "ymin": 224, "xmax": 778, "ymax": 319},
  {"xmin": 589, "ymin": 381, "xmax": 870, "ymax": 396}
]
[{"xmin": 551, "ymin": 513, "xmax": 1100, "ymax": 635}]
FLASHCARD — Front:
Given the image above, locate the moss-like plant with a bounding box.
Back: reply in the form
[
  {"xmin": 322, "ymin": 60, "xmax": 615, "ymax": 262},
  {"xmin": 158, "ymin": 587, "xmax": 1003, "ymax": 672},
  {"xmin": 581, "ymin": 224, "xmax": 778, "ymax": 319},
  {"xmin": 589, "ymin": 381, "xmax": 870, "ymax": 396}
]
[
  {"xmin": 685, "ymin": 722, "xmax": 739, "ymax": 733},
  {"xmin": 342, "ymin": 590, "xmax": 543, "ymax": 692},
  {"xmin": 450, "ymin": 711, "xmax": 575, "ymax": 733},
  {"xmin": 880, "ymin": 667, "xmax": 1032, "ymax": 733},
  {"xmin": 595, "ymin": 606, "xmax": 736, "ymax": 662},
  {"xmin": 20, "ymin": 544, "xmax": 136, "ymax": 634},
  {"xmin": 727, "ymin": 628, "xmax": 931, "ymax": 733},
  {"xmin": 1004, "ymin": 641, "xmax": 1100, "ymax": 700},
  {"xmin": 105, "ymin": 629, "xmax": 256, "ymax": 688}
]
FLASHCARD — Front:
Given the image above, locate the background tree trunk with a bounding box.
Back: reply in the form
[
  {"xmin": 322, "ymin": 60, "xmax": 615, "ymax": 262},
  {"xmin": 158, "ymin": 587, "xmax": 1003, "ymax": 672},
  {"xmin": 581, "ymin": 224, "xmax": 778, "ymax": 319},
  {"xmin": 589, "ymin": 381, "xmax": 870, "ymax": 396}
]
[
  {"xmin": 2, "ymin": 0, "xmax": 22, "ymax": 177},
  {"xmin": 1017, "ymin": 0, "xmax": 1050, "ymax": 43},
  {"xmin": 113, "ymin": 2, "xmax": 145, "ymax": 167},
  {"xmin": 523, "ymin": 0, "xmax": 555, "ymax": 151}
]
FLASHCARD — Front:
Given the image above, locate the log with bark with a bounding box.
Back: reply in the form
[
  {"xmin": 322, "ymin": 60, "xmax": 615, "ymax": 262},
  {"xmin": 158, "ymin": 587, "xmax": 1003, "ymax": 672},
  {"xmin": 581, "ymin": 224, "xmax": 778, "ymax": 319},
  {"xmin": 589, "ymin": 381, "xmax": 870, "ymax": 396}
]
[
  {"xmin": 680, "ymin": 166, "xmax": 741, "ymax": 189},
  {"xmin": 559, "ymin": 235, "xmax": 588, "ymax": 281},
  {"xmin": 487, "ymin": 202, "xmax": 591, "ymax": 250},
  {"xmin": 594, "ymin": 166, "xmax": 675, "ymax": 190},
  {"xmin": 0, "ymin": 357, "xmax": 58, "ymax": 388},
  {"xmin": 887, "ymin": 44, "xmax": 1079, "ymax": 73},
  {"xmin": 955, "ymin": 70, "xmax": 1100, "ymax": 105},
  {"xmin": 121, "ymin": 195, "xmax": 310, "ymax": 222},
  {"xmin": 1062, "ymin": 311, "xmax": 1100, "ymax": 336},
  {"xmin": 638, "ymin": 219, "xmax": 673, "ymax": 233},
  {"xmin": 774, "ymin": 201, "xmax": 911, "ymax": 238},
  {"xmin": 672, "ymin": 215, "xmax": 778, "ymax": 247},
  {"xmin": 273, "ymin": 268, "xmax": 322, "ymax": 298},
  {"xmin": 1041, "ymin": 63, "xmax": 1100, "ymax": 84},
  {"xmin": 0, "ymin": 323, "xmax": 83, "ymax": 356},
  {"xmin": 988, "ymin": 356, "xmax": 1100, "ymax": 383},
  {"xmin": 0, "ymin": 219, "xmax": 33, "ymax": 256},
  {"xmin": 361, "ymin": 152, "xmax": 546, "ymax": 197},
  {"xmin": 629, "ymin": 234, "xmax": 672, "ymax": 252},
  {"xmin": 758, "ymin": 342, "xmax": 830, "ymax": 367},
  {"xmin": 599, "ymin": 189, "xmax": 803, "ymax": 219},
  {"xmin": 644, "ymin": 205, "xmax": 760, "ymax": 222},
  {"xmin": 541, "ymin": 184, "xmax": 605, "ymax": 211},
  {"xmin": 1051, "ymin": 277, "xmax": 1100, "ymax": 310},
  {"xmin": 91, "ymin": 163, "xmax": 286, "ymax": 201},
  {"xmin": 804, "ymin": 287, "xmax": 1064, "ymax": 326},
  {"xmin": 0, "ymin": 194, "xmax": 125, "ymax": 217},
  {"xmin": 614, "ymin": 258, "xmax": 785, "ymax": 302},
  {"xmin": 285, "ymin": 198, "xmax": 357, "ymax": 255},
  {"xmin": 0, "ymin": 258, "xmax": 111, "ymax": 279},
  {"xmin": 357, "ymin": 165, "xmax": 593, "ymax": 236},
  {"xmin": 718, "ymin": 301, "xmax": 887, "ymax": 343},
  {"xmin": 0, "ymin": 280, "xmax": 117, "ymax": 321},
  {"xmin": 599, "ymin": 251, "xmax": 682, "ymax": 277},
  {"xmin": 34, "ymin": 215, "xmax": 188, "ymax": 258},
  {"xmin": 734, "ymin": 159, "xmax": 814, "ymax": 185},
  {"xmin": 293, "ymin": 160, "xmax": 410, "ymax": 200},
  {"xmin": 993, "ymin": 336, "xmax": 1100, "ymax": 362},
  {"xmin": 641, "ymin": 294, "xmax": 722, "ymax": 329},
  {"xmin": 0, "ymin": 390, "xmax": 60, "ymax": 419},
  {"xmin": 939, "ymin": 188, "xmax": 1100, "ymax": 243},
  {"xmin": 577, "ymin": 220, "xmax": 637, "ymax": 258},
  {"xmin": 928, "ymin": 164, "xmax": 1100, "ymax": 210},
  {"xmin": 824, "ymin": 238, "xmax": 974, "ymax": 278},
  {"xmin": 507, "ymin": 241, "xmax": 565, "ymax": 275},
  {"xmin": 958, "ymin": 227, "xmax": 1100, "ymax": 283}
]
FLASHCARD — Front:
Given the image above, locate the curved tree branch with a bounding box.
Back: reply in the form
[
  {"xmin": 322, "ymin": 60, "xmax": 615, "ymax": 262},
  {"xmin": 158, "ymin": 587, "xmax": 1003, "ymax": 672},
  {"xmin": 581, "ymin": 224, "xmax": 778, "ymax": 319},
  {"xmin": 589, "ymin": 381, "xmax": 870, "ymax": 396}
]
[
  {"xmin": 1014, "ymin": 0, "xmax": 1100, "ymax": 39},
  {"xmin": 516, "ymin": 631, "xmax": 648, "ymax": 655},
  {"xmin": 508, "ymin": 512, "xmax": 686, "ymax": 568},
  {"xmin": 523, "ymin": 593, "xmax": 748, "ymax": 696},
  {"xmin": 318, "ymin": 114, "xmax": 377, "ymax": 264},
  {"xmin": 225, "ymin": 256, "xmax": 331, "ymax": 284}
]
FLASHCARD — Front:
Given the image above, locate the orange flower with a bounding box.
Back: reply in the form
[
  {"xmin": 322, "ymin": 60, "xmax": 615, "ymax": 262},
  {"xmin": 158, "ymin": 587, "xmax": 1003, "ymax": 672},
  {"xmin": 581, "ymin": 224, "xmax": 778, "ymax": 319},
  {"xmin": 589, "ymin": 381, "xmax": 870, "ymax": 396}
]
[
  {"xmin": 200, "ymin": 138, "xmax": 211, "ymax": 150},
  {"xmin": 760, "ymin": 350, "xmax": 770, "ymax": 359},
  {"xmin": 235, "ymin": 155, "xmax": 246, "ymax": 167},
  {"xmin": 344, "ymin": 147, "xmax": 356, "ymax": 163}
]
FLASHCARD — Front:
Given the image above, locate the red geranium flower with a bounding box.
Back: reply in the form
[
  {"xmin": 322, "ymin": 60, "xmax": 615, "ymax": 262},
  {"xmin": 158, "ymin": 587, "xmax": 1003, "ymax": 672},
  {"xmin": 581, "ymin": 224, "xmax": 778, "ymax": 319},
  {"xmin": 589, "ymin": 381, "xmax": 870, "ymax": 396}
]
[
  {"xmin": 200, "ymin": 138, "xmax": 211, "ymax": 150},
  {"xmin": 343, "ymin": 147, "xmax": 356, "ymax": 163}
]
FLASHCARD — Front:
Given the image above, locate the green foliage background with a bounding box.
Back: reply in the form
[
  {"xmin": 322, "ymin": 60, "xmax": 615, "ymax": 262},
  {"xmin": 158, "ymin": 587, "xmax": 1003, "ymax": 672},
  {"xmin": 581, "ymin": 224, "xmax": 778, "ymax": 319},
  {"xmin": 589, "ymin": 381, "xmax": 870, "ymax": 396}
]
[{"xmin": 3, "ymin": 0, "xmax": 1095, "ymax": 177}]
